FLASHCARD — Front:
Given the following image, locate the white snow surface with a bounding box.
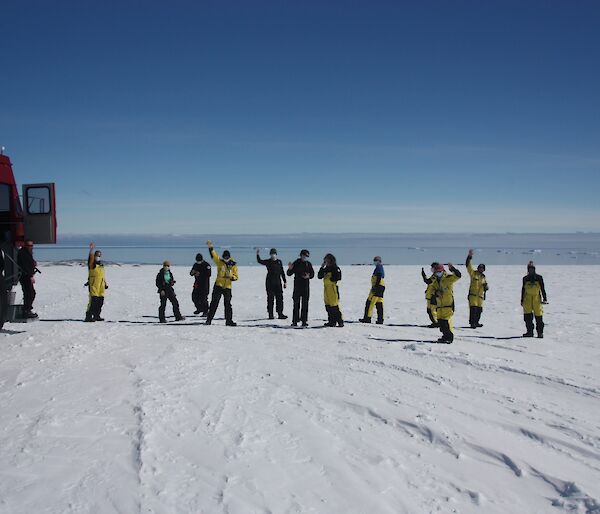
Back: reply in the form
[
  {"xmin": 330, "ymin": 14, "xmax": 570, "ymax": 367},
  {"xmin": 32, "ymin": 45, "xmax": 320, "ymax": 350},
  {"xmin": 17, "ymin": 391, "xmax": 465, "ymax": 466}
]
[{"xmin": 1, "ymin": 264, "xmax": 599, "ymax": 514}]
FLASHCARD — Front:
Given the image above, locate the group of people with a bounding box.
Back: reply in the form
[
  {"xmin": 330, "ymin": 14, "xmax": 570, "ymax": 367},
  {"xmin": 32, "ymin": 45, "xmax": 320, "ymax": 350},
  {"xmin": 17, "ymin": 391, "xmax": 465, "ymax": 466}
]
[{"xmin": 17, "ymin": 241, "xmax": 549, "ymax": 343}]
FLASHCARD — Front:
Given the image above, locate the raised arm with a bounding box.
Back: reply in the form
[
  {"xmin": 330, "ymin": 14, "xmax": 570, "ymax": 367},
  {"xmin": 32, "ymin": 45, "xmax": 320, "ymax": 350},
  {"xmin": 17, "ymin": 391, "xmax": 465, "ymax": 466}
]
[
  {"xmin": 421, "ymin": 268, "xmax": 432, "ymax": 284},
  {"xmin": 448, "ymin": 263, "xmax": 461, "ymax": 279},
  {"xmin": 207, "ymin": 240, "xmax": 220, "ymax": 265},
  {"xmin": 88, "ymin": 242, "xmax": 96, "ymax": 270},
  {"xmin": 286, "ymin": 261, "xmax": 295, "ymax": 276},
  {"xmin": 466, "ymin": 251, "xmax": 475, "ymax": 277}
]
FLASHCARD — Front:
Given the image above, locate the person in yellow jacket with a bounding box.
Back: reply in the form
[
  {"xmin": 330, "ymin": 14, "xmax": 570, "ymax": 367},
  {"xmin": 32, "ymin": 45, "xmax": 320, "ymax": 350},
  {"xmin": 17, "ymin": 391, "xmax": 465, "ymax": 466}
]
[
  {"xmin": 359, "ymin": 256, "xmax": 385, "ymax": 324},
  {"xmin": 85, "ymin": 242, "xmax": 107, "ymax": 322},
  {"xmin": 466, "ymin": 249, "xmax": 488, "ymax": 329},
  {"xmin": 431, "ymin": 262, "xmax": 461, "ymax": 343},
  {"xmin": 521, "ymin": 261, "xmax": 548, "ymax": 338},
  {"xmin": 421, "ymin": 262, "xmax": 439, "ymax": 328},
  {"xmin": 317, "ymin": 253, "xmax": 343, "ymax": 327},
  {"xmin": 205, "ymin": 240, "xmax": 238, "ymax": 326}
]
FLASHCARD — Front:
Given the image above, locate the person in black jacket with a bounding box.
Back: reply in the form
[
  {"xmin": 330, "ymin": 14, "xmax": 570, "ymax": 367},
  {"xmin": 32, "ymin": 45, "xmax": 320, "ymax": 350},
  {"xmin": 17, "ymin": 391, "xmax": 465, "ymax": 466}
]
[
  {"xmin": 287, "ymin": 249, "xmax": 314, "ymax": 327},
  {"xmin": 156, "ymin": 261, "xmax": 184, "ymax": 323},
  {"xmin": 190, "ymin": 253, "xmax": 211, "ymax": 315},
  {"xmin": 17, "ymin": 240, "xmax": 39, "ymax": 318},
  {"xmin": 257, "ymin": 247, "xmax": 287, "ymax": 319}
]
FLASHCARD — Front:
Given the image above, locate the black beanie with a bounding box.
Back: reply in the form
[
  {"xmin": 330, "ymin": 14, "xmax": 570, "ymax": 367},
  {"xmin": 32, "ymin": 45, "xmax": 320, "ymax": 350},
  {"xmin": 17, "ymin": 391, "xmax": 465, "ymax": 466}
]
[
  {"xmin": 196, "ymin": 253, "xmax": 203, "ymax": 261},
  {"xmin": 222, "ymin": 250, "xmax": 231, "ymax": 259},
  {"xmin": 270, "ymin": 248, "xmax": 277, "ymax": 255}
]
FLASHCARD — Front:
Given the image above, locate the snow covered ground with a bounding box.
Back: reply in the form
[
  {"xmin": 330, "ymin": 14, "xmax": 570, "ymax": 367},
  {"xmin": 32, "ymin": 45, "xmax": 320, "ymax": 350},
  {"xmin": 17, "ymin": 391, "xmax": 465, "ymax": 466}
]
[{"xmin": 1, "ymin": 264, "xmax": 599, "ymax": 514}]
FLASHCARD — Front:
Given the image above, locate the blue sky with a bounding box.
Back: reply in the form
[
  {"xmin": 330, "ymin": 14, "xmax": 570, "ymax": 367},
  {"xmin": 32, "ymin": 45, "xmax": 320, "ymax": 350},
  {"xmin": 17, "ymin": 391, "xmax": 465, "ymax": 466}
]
[{"xmin": 1, "ymin": 0, "xmax": 599, "ymax": 234}]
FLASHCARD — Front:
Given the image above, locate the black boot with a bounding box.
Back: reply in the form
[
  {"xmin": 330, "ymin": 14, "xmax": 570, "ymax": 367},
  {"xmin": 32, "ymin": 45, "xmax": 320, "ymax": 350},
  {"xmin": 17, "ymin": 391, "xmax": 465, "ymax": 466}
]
[
  {"xmin": 375, "ymin": 303, "xmax": 384, "ymax": 325},
  {"xmin": 359, "ymin": 299, "xmax": 371, "ymax": 323},
  {"xmin": 268, "ymin": 309, "xmax": 274, "ymax": 320},
  {"xmin": 335, "ymin": 307, "xmax": 344, "ymax": 327},
  {"xmin": 523, "ymin": 313, "xmax": 534, "ymax": 337},
  {"xmin": 469, "ymin": 306, "xmax": 476, "ymax": 328},
  {"xmin": 535, "ymin": 316, "xmax": 544, "ymax": 338},
  {"xmin": 324, "ymin": 306, "xmax": 335, "ymax": 327},
  {"xmin": 475, "ymin": 307, "xmax": 483, "ymax": 327}
]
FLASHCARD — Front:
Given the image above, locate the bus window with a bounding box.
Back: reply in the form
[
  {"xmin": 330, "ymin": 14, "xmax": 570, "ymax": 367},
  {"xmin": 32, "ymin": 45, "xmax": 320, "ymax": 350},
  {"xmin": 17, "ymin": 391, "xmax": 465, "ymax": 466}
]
[{"xmin": 26, "ymin": 186, "xmax": 51, "ymax": 214}]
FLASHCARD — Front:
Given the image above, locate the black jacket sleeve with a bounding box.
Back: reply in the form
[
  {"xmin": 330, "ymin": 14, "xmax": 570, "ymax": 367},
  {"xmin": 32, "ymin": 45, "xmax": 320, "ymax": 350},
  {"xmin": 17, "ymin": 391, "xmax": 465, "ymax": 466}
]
[
  {"xmin": 521, "ymin": 277, "xmax": 526, "ymax": 304},
  {"xmin": 279, "ymin": 260, "xmax": 286, "ymax": 284},
  {"xmin": 317, "ymin": 266, "xmax": 326, "ymax": 279},
  {"xmin": 156, "ymin": 272, "xmax": 164, "ymax": 290},
  {"xmin": 307, "ymin": 262, "xmax": 315, "ymax": 279},
  {"xmin": 449, "ymin": 265, "xmax": 461, "ymax": 278},
  {"xmin": 257, "ymin": 255, "xmax": 269, "ymax": 266},
  {"xmin": 539, "ymin": 275, "xmax": 547, "ymax": 302}
]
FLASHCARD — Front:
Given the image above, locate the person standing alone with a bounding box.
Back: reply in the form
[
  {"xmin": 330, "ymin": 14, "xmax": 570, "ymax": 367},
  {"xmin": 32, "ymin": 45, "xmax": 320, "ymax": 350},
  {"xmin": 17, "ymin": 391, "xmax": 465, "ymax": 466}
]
[
  {"xmin": 359, "ymin": 256, "xmax": 385, "ymax": 324},
  {"xmin": 421, "ymin": 262, "xmax": 439, "ymax": 328},
  {"xmin": 156, "ymin": 260, "xmax": 184, "ymax": 323},
  {"xmin": 205, "ymin": 240, "xmax": 238, "ymax": 326},
  {"xmin": 318, "ymin": 253, "xmax": 343, "ymax": 327},
  {"xmin": 431, "ymin": 263, "xmax": 461, "ymax": 344},
  {"xmin": 85, "ymin": 242, "xmax": 107, "ymax": 322},
  {"xmin": 466, "ymin": 249, "xmax": 488, "ymax": 329},
  {"xmin": 17, "ymin": 240, "xmax": 39, "ymax": 318},
  {"xmin": 287, "ymin": 249, "xmax": 314, "ymax": 327},
  {"xmin": 521, "ymin": 261, "xmax": 548, "ymax": 338},
  {"xmin": 256, "ymin": 247, "xmax": 287, "ymax": 319},
  {"xmin": 190, "ymin": 253, "xmax": 211, "ymax": 316}
]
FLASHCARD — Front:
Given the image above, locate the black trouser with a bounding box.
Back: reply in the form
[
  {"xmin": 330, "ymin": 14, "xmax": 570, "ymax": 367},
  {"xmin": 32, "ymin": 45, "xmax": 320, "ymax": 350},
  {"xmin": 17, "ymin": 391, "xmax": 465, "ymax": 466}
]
[
  {"xmin": 207, "ymin": 286, "xmax": 233, "ymax": 323},
  {"xmin": 20, "ymin": 276, "xmax": 36, "ymax": 313},
  {"xmin": 159, "ymin": 290, "xmax": 182, "ymax": 322},
  {"xmin": 266, "ymin": 283, "xmax": 284, "ymax": 317},
  {"xmin": 192, "ymin": 286, "xmax": 209, "ymax": 313},
  {"xmin": 86, "ymin": 296, "xmax": 104, "ymax": 321},
  {"xmin": 325, "ymin": 305, "xmax": 343, "ymax": 326},
  {"xmin": 524, "ymin": 313, "xmax": 544, "ymax": 336},
  {"xmin": 469, "ymin": 306, "xmax": 483, "ymax": 327},
  {"xmin": 438, "ymin": 319, "xmax": 454, "ymax": 342},
  {"xmin": 292, "ymin": 288, "xmax": 309, "ymax": 323}
]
